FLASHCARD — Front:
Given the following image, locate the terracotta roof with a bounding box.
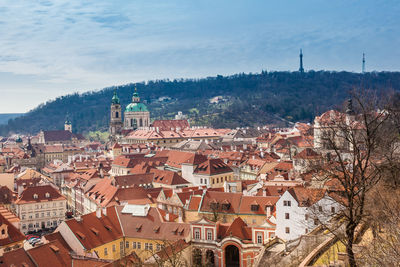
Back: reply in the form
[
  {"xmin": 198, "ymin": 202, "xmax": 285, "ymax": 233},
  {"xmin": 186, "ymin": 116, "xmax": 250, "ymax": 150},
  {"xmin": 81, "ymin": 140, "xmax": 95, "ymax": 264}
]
[
  {"xmin": 44, "ymin": 232, "xmax": 72, "ymax": 251},
  {"xmin": 115, "ymin": 206, "xmax": 190, "ymax": 241},
  {"xmin": 151, "ymin": 169, "xmax": 190, "ymax": 186},
  {"xmin": 194, "ymin": 159, "xmax": 233, "ymax": 175},
  {"xmin": 0, "ymin": 186, "xmax": 14, "ymax": 205},
  {"xmin": 15, "ymin": 185, "xmax": 65, "ymax": 205},
  {"xmin": 288, "ymin": 187, "xmax": 326, "ymax": 207},
  {"xmin": 200, "ymin": 191, "xmax": 242, "ymax": 214},
  {"xmin": 0, "ymin": 212, "xmax": 25, "ymax": 247},
  {"xmin": 218, "ymin": 217, "xmax": 252, "ymax": 240},
  {"xmin": 187, "ymin": 196, "xmax": 202, "ymax": 211},
  {"xmin": 27, "ymin": 240, "xmax": 72, "ymax": 266},
  {"xmin": 64, "ymin": 206, "xmax": 123, "ymax": 250},
  {"xmin": 0, "ymin": 248, "xmax": 35, "ymax": 267},
  {"xmin": 238, "ymin": 196, "xmax": 279, "ymax": 215},
  {"xmin": 114, "ymin": 173, "xmax": 154, "ymax": 188},
  {"xmin": 86, "ymin": 179, "xmax": 118, "ymax": 207}
]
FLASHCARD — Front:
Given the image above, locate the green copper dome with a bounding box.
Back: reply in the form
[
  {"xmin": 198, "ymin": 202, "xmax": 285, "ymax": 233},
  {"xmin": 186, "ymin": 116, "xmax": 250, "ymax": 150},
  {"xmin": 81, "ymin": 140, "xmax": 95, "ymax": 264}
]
[
  {"xmin": 16, "ymin": 137, "xmax": 22, "ymax": 143},
  {"xmin": 111, "ymin": 90, "xmax": 120, "ymax": 104},
  {"xmin": 125, "ymin": 102, "xmax": 148, "ymax": 112},
  {"xmin": 65, "ymin": 120, "xmax": 72, "ymax": 125}
]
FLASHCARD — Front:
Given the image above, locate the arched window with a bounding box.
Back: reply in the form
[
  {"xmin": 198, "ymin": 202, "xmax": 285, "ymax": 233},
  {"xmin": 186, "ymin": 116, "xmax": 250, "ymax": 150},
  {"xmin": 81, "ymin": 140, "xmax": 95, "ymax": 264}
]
[
  {"xmin": 139, "ymin": 118, "xmax": 143, "ymax": 127},
  {"xmin": 115, "ymin": 111, "xmax": 119, "ymax": 118}
]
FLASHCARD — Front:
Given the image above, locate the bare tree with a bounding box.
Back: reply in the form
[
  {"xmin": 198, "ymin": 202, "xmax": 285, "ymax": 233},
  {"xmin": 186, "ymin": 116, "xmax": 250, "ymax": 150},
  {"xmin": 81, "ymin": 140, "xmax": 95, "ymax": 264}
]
[
  {"xmin": 312, "ymin": 89, "xmax": 399, "ymax": 267},
  {"xmin": 358, "ymin": 185, "xmax": 400, "ymax": 266},
  {"xmin": 146, "ymin": 239, "xmax": 190, "ymax": 267}
]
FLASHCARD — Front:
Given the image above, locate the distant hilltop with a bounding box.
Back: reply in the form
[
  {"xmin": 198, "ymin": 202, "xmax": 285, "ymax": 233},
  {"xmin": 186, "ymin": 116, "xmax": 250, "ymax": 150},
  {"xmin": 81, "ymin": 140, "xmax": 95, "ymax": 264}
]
[
  {"xmin": 1, "ymin": 70, "xmax": 400, "ymax": 135},
  {"xmin": 0, "ymin": 113, "xmax": 24, "ymax": 125}
]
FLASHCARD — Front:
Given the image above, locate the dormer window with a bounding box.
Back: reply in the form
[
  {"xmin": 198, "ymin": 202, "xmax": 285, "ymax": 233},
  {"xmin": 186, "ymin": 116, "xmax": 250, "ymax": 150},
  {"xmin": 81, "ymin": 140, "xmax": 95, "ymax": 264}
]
[
  {"xmin": 251, "ymin": 204, "xmax": 259, "ymax": 211},
  {"xmin": 45, "ymin": 193, "xmax": 50, "ymax": 198},
  {"xmin": 33, "ymin": 194, "xmax": 38, "ymax": 199},
  {"xmin": 221, "ymin": 201, "xmax": 230, "ymax": 211}
]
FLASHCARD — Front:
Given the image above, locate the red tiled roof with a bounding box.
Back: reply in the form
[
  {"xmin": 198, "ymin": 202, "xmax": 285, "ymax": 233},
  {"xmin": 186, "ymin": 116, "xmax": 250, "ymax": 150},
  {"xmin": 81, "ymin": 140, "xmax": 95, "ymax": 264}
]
[
  {"xmin": 151, "ymin": 169, "xmax": 190, "ymax": 186},
  {"xmin": 0, "ymin": 248, "xmax": 35, "ymax": 266},
  {"xmin": 27, "ymin": 240, "xmax": 72, "ymax": 266},
  {"xmin": 0, "ymin": 212, "xmax": 25, "ymax": 247},
  {"xmin": 194, "ymin": 158, "xmax": 233, "ymax": 175},
  {"xmin": 64, "ymin": 206, "xmax": 123, "ymax": 250},
  {"xmin": 15, "ymin": 185, "xmax": 65, "ymax": 204}
]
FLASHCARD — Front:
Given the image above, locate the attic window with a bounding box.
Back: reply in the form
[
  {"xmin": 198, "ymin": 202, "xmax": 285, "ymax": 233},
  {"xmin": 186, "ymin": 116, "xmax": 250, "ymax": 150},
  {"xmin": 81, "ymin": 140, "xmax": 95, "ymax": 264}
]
[
  {"xmin": 90, "ymin": 227, "xmax": 99, "ymax": 235},
  {"xmin": 251, "ymin": 204, "xmax": 259, "ymax": 211},
  {"xmin": 178, "ymin": 228, "xmax": 184, "ymax": 235},
  {"xmin": 136, "ymin": 224, "xmax": 142, "ymax": 231},
  {"xmin": 33, "ymin": 194, "xmax": 38, "ymax": 199},
  {"xmin": 153, "ymin": 226, "xmax": 160, "ymax": 233},
  {"xmin": 172, "ymin": 227, "xmax": 178, "ymax": 234},
  {"xmin": 221, "ymin": 202, "xmax": 230, "ymax": 211},
  {"xmin": 104, "ymin": 225, "xmax": 113, "ymax": 231},
  {"xmin": 45, "ymin": 193, "xmax": 50, "ymax": 198},
  {"xmin": 76, "ymin": 231, "xmax": 86, "ymax": 240},
  {"xmin": 49, "ymin": 245, "xmax": 59, "ymax": 253}
]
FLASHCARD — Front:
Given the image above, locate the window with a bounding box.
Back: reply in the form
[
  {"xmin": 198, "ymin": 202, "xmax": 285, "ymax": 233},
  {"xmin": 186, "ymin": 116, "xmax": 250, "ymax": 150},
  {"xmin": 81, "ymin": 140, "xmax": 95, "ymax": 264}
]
[
  {"xmin": 207, "ymin": 229, "xmax": 213, "ymax": 240},
  {"xmin": 194, "ymin": 228, "xmax": 200, "ymax": 240},
  {"xmin": 257, "ymin": 233, "xmax": 263, "ymax": 244},
  {"xmin": 149, "ymin": 243, "xmax": 153, "ymax": 251},
  {"xmin": 200, "ymin": 178, "xmax": 203, "ymax": 184},
  {"xmin": 137, "ymin": 242, "xmax": 141, "ymax": 249},
  {"xmin": 145, "ymin": 243, "xmax": 149, "ymax": 250},
  {"xmin": 125, "ymin": 241, "xmax": 129, "ymax": 248},
  {"xmin": 132, "ymin": 242, "xmax": 136, "ymax": 249},
  {"xmin": 251, "ymin": 204, "xmax": 259, "ymax": 211},
  {"xmin": 318, "ymin": 206, "xmax": 323, "ymax": 212},
  {"xmin": 112, "ymin": 244, "xmax": 116, "ymax": 252},
  {"xmin": 314, "ymin": 218, "xmax": 319, "ymax": 225},
  {"xmin": 22, "ymin": 224, "xmax": 26, "ymax": 229},
  {"xmin": 331, "ymin": 206, "xmax": 336, "ymax": 213},
  {"xmin": 285, "ymin": 213, "xmax": 290, "ymax": 220},
  {"xmin": 285, "ymin": 227, "xmax": 290, "ymax": 234},
  {"xmin": 35, "ymin": 213, "xmax": 39, "ymax": 218},
  {"xmin": 104, "ymin": 247, "xmax": 108, "ymax": 256},
  {"xmin": 283, "ymin": 200, "xmax": 291, "ymax": 206},
  {"xmin": 47, "ymin": 212, "xmax": 50, "ymax": 217},
  {"xmin": 305, "ymin": 229, "xmax": 308, "ymax": 234},
  {"xmin": 156, "ymin": 244, "xmax": 161, "ymax": 251},
  {"xmin": 305, "ymin": 214, "xmax": 309, "ymax": 220}
]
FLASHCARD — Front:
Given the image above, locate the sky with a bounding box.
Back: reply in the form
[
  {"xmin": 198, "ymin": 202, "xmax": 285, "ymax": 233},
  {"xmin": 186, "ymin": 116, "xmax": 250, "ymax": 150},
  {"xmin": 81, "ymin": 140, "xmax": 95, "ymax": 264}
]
[{"xmin": 0, "ymin": 0, "xmax": 399, "ymax": 113}]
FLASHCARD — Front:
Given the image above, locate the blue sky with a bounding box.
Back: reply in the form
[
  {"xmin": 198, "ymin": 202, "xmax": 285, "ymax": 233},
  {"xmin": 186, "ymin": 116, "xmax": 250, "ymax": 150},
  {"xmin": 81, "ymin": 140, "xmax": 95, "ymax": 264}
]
[{"xmin": 0, "ymin": 0, "xmax": 399, "ymax": 113}]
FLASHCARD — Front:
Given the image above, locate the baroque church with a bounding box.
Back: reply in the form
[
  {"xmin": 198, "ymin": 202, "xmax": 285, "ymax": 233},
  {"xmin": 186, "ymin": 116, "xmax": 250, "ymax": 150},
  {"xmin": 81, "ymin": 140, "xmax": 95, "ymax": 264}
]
[{"xmin": 109, "ymin": 86, "xmax": 150, "ymax": 136}]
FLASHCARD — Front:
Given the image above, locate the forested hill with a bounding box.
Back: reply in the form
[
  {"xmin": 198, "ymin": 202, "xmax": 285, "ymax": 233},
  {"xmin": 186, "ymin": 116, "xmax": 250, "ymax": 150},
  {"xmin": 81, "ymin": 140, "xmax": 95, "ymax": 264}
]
[{"xmin": 1, "ymin": 71, "xmax": 399, "ymax": 135}]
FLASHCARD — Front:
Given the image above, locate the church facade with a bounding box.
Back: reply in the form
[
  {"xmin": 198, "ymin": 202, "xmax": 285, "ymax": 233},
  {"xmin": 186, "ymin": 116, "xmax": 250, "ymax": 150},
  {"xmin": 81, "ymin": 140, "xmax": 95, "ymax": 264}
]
[{"xmin": 109, "ymin": 87, "xmax": 150, "ymax": 136}]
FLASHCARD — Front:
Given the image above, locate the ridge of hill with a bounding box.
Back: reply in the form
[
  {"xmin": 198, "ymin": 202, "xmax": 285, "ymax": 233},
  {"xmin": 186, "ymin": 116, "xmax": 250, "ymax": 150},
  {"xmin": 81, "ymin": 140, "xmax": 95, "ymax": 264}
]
[{"xmin": 1, "ymin": 70, "xmax": 399, "ymax": 135}]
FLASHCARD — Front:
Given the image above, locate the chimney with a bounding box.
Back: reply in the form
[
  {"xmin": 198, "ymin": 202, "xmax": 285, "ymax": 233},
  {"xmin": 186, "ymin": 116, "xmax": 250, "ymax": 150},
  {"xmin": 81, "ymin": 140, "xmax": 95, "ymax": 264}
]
[
  {"xmin": 96, "ymin": 207, "xmax": 101, "ymax": 218},
  {"xmin": 266, "ymin": 206, "xmax": 271, "ymax": 217}
]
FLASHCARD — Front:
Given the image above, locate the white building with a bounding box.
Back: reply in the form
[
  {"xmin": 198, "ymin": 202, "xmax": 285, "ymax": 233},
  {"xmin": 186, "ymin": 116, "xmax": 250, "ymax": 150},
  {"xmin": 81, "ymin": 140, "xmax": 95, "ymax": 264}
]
[
  {"xmin": 15, "ymin": 185, "xmax": 67, "ymax": 234},
  {"xmin": 275, "ymin": 187, "xmax": 342, "ymax": 241}
]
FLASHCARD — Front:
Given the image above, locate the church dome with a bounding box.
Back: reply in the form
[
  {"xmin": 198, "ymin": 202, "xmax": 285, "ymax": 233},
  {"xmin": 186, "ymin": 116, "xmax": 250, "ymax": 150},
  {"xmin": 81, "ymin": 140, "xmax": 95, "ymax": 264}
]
[{"xmin": 125, "ymin": 102, "xmax": 149, "ymax": 112}]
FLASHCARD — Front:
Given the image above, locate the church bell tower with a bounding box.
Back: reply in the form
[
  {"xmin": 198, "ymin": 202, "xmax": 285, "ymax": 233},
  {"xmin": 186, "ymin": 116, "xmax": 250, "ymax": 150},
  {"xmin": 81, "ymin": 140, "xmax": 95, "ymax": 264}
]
[{"xmin": 109, "ymin": 89, "xmax": 123, "ymax": 135}]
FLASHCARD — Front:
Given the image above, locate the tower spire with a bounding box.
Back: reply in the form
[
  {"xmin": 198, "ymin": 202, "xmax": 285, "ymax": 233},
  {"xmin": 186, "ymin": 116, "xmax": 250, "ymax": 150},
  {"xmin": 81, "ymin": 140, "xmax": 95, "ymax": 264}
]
[
  {"xmin": 362, "ymin": 53, "xmax": 365, "ymax": 74},
  {"xmin": 299, "ymin": 49, "xmax": 304, "ymax": 73}
]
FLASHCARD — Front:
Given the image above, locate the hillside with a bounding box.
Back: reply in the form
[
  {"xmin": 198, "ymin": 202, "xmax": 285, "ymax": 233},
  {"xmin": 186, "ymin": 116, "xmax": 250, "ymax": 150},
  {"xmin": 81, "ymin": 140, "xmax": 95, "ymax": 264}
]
[
  {"xmin": 0, "ymin": 113, "xmax": 24, "ymax": 125},
  {"xmin": 1, "ymin": 71, "xmax": 399, "ymax": 135}
]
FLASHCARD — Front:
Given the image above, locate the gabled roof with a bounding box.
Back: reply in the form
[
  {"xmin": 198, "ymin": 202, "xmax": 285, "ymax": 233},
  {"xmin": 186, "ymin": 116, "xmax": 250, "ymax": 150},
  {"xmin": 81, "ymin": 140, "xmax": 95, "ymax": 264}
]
[
  {"xmin": 0, "ymin": 248, "xmax": 35, "ymax": 267},
  {"xmin": 287, "ymin": 187, "xmax": 326, "ymax": 207},
  {"xmin": 152, "ymin": 120, "xmax": 190, "ymax": 131},
  {"xmin": 15, "ymin": 185, "xmax": 65, "ymax": 205},
  {"xmin": 194, "ymin": 158, "xmax": 233, "ymax": 175},
  {"xmin": 116, "ymin": 206, "xmax": 190, "ymax": 241},
  {"xmin": 218, "ymin": 217, "xmax": 252, "ymax": 240},
  {"xmin": 27, "ymin": 240, "xmax": 72, "ymax": 266},
  {"xmin": 0, "ymin": 212, "xmax": 25, "ymax": 247},
  {"xmin": 151, "ymin": 169, "xmax": 190, "ymax": 186},
  {"xmin": 43, "ymin": 130, "xmax": 85, "ymax": 142},
  {"xmin": 64, "ymin": 206, "xmax": 123, "ymax": 250},
  {"xmin": 293, "ymin": 148, "xmax": 320, "ymax": 159}
]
